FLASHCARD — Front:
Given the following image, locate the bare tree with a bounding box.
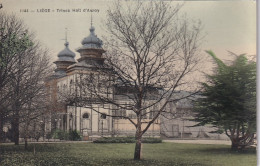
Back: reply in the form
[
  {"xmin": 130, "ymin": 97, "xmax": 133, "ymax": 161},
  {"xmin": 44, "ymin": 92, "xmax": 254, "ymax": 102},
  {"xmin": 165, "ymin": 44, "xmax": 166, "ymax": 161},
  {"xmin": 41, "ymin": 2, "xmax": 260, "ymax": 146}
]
[
  {"xmin": 0, "ymin": 12, "xmax": 32, "ymax": 143},
  {"xmin": 62, "ymin": 1, "xmax": 203, "ymax": 160},
  {"xmin": 19, "ymin": 48, "xmax": 50, "ymax": 149},
  {"xmin": 0, "ymin": 12, "xmax": 51, "ymax": 145}
]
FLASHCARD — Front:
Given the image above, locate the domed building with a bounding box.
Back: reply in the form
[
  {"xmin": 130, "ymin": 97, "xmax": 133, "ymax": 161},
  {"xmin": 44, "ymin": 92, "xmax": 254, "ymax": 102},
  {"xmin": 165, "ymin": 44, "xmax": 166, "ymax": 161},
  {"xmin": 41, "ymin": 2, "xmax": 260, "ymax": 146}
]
[{"xmin": 45, "ymin": 23, "xmax": 161, "ymax": 140}]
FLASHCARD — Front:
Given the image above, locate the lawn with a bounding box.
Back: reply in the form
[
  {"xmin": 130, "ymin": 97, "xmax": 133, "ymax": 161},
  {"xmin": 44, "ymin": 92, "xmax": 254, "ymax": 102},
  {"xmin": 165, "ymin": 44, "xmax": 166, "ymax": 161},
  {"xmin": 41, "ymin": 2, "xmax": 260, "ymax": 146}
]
[{"xmin": 0, "ymin": 142, "xmax": 256, "ymax": 166}]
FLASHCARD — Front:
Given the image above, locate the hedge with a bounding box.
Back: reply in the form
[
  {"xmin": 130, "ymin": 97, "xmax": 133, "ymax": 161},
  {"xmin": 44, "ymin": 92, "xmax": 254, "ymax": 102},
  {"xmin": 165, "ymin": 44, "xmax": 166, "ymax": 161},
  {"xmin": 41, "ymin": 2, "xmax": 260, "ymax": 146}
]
[{"xmin": 93, "ymin": 137, "xmax": 162, "ymax": 143}]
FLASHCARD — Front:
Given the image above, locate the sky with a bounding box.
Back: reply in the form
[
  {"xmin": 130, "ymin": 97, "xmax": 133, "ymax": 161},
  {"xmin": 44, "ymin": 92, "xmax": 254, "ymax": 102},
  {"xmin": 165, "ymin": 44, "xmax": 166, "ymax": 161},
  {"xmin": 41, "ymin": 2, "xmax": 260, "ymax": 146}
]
[{"xmin": 1, "ymin": 0, "xmax": 256, "ymax": 66}]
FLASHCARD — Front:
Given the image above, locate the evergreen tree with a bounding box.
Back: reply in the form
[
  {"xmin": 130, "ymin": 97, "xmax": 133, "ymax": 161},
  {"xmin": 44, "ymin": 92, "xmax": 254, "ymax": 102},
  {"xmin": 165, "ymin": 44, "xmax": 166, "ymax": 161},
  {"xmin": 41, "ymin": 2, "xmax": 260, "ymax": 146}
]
[{"xmin": 194, "ymin": 50, "xmax": 256, "ymax": 150}]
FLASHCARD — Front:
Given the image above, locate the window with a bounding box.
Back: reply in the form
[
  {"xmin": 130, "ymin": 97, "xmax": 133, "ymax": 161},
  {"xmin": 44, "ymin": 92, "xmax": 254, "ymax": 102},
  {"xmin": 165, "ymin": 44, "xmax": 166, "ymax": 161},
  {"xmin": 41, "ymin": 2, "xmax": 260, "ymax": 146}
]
[
  {"xmin": 100, "ymin": 113, "xmax": 106, "ymax": 119},
  {"xmin": 116, "ymin": 108, "xmax": 126, "ymax": 119},
  {"xmin": 83, "ymin": 113, "xmax": 89, "ymax": 119}
]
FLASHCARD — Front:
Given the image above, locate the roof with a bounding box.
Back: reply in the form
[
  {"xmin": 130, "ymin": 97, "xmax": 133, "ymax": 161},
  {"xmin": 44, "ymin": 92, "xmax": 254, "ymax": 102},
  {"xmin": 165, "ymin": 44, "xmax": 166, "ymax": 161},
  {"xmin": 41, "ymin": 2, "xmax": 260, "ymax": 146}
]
[
  {"xmin": 79, "ymin": 26, "xmax": 103, "ymax": 49},
  {"xmin": 55, "ymin": 42, "xmax": 76, "ymax": 63}
]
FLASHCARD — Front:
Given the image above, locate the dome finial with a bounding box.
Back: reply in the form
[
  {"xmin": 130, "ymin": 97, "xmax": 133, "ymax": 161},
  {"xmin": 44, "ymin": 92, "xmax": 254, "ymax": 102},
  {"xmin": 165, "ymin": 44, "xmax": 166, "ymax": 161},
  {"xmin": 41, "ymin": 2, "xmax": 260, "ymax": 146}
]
[
  {"xmin": 90, "ymin": 13, "xmax": 95, "ymax": 33},
  {"xmin": 65, "ymin": 28, "xmax": 68, "ymax": 43},
  {"xmin": 64, "ymin": 28, "xmax": 69, "ymax": 47},
  {"xmin": 91, "ymin": 13, "xmax": 93, "ymax": 27}
]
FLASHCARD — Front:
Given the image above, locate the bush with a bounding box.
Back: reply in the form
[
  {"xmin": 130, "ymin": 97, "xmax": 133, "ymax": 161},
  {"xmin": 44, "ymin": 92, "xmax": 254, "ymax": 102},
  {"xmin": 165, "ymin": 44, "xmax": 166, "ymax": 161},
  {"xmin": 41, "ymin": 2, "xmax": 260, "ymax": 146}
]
[
  {"xmin": 94, "ymin": 137, "xmax": 135, "ymax": 143},
  {"xmin": 93, "ymin": 137, "xmax": 162, "ymax": 143},
  {"xmin": 51, "ymin": 129, "xmax": 68, "ymax": 140},
  {"xmin": 51, "ymin": 130, "xmax": 81, "ymax": 141},
  {"xmin": 46, "ymin": 132, "xmax": 52, "ymax": 140},
  {"xmin": 68, "ymin": 130, "xmax": 81, "ymax": 141},
  {"xmin": 142, "ymin": 137, "xmax": 162, "ymax": 143}
]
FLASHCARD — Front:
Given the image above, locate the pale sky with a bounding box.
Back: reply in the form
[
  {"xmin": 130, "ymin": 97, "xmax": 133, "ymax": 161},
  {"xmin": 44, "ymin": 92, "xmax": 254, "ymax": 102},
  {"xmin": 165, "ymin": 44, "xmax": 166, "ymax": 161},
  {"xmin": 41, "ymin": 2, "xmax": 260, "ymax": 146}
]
[{"xmin": 1, "ymin": 0, "xmax": 256, "ymax": 64}]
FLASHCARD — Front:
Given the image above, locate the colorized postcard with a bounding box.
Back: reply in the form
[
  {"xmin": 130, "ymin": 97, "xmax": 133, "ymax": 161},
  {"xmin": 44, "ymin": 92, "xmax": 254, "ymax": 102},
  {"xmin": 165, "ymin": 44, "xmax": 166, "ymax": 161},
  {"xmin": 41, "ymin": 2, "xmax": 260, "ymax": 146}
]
[{"xmin": 0, "ymin": 0, "xmax": 257, "ymax": 165}]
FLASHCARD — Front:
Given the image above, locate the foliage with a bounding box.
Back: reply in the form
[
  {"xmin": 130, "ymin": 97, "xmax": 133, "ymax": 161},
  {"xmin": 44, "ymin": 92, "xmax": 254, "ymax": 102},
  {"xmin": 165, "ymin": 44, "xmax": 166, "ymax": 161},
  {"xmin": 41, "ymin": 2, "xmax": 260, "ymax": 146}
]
[
  {"xmin": 93, "ymin": 137, "xmax": 162, "ymax": 143},
  {"xmin": 194, "ymin": 51, "xmax": 256, "ymax": 150},
  {"xmin": 51, "ymin": 129, "xmax": 81, "ymax": 141},
  {"xmin": 0, "ymin": 16, "xmax": 33, "ymax": 66},
  {"xmin": 94, "ymin": 137, "xmax": 136, "ymax": 143},
  {"xmin": 68, "ymin": 130, "xmax": 82, "ymax": 141},
  {"xmin": 142, "ymin": 137, "xmax": 162, "ymax": 143},
  {"xmin": 0, "ymin": 11, "xmax": 51, "ymax": 145},
  {"xmin": 51, "ymin": 129, "xmax": 69, "ymax": 140},
  {"xmin": 94, "ymin": 137, "xmax": 162, "ymax": 143},
  {"xmin": 45, "ymin": 132, "xmax": 52, "ymax": 140},
  {"xmin": 0, "ymin": 143, "xmax": 256, "ymax": 166}
]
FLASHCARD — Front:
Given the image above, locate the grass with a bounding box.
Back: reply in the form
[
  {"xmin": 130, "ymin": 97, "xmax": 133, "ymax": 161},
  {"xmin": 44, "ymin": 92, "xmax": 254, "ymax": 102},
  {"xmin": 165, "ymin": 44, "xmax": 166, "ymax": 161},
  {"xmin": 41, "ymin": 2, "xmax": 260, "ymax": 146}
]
[{"xmin": 0, "ymin": 142, "xmax": 256, "ymax": 166}]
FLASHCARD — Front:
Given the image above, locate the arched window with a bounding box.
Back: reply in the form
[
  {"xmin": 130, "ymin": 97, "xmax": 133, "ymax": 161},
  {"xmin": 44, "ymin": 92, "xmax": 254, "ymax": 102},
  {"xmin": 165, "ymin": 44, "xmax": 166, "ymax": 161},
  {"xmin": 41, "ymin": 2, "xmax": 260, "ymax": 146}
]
[
  {"xmin": 83, "ymin": 113, "xmax": 89, "ymax": 119},
  {"xmin": 100, "ymin": 113, "xmax": 106, "ymax": 119}
]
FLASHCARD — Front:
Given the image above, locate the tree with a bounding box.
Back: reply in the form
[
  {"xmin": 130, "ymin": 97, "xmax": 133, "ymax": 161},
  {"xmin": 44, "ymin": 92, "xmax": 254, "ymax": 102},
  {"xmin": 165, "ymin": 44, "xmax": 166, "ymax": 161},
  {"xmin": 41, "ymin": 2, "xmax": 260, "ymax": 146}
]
[
  {"xmin": 62, "ymin": 1, "xmax": 202, "ymax": 160},
  {"xmin": 18, "ymin": 47, "xmax": 50, "ymax": 149},
  {"xmin": 0, "ymin": 11, "xmax": 51, "ymax": 145},
  {"xmin": 0, "ymin": 12, "xmax": 32, "ymax": 143},
  {"xmin": 194, "ymin": 50, "xmax": 256, "ymax": 150}
]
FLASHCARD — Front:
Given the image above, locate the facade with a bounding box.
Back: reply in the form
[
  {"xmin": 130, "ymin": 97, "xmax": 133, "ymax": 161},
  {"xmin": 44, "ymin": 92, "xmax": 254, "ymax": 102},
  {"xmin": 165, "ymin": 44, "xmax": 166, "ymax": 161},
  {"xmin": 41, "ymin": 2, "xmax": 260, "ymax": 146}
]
[{"xmin": 46, "ymin": 25, "xmax": 160, "ymax": 140}]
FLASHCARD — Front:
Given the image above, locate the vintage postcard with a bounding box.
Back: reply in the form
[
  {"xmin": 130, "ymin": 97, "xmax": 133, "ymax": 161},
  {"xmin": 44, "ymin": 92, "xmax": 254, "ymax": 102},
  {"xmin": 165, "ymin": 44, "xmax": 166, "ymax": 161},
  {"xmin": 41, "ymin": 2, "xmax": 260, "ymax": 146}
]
[{"xmin": 0, "ymin": 0, "xmax": 256, "ymax": 165}]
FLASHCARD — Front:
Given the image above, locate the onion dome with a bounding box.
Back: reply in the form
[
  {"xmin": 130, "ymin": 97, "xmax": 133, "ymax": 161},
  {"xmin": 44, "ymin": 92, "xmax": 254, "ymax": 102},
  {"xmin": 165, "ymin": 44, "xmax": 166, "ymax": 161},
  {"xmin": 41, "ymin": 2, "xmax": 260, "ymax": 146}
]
[
  {"xmin": 56, "ymin": 42, "xmax": 76, "ymax": 63},
  {"xmin": 72, "ymin": 22, "xmax": 106, "ymax": 70},
  {"xmin": 80, "ymin": 26, "xmax": 103, "ymax": 49},
  {"xmin": 54, "ymin": 41, "xmax": 76, "ymax": 76}
]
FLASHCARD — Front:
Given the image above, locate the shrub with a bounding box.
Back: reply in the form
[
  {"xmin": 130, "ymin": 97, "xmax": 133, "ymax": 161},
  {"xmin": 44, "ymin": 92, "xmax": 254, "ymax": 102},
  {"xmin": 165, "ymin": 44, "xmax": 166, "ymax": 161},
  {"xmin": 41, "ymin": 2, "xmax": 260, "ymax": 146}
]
[
  {"xmin": 46, "ymin": 132, "xmax": 52, "ymax": 140},
  {"xmin": 51, "ymin": 129, "xmax": 68, "ymax": 140},
  {"xmin": 51, "ymin": 130, "xmax": 81, "ymax": 141},
  {"xmin": 142, "ymin": 137, "xmax": 162, "ymax": 143},
  {"xmin": 69, "ymin": 130, "xmax": 81, "ymax": 141},
  {"xmin": 93, "ymin": 137, "xmax": 162, "ymax": 143},
  {"xmin": 93, "ymin": 137, "xmax": 135, "ymax": 143}
]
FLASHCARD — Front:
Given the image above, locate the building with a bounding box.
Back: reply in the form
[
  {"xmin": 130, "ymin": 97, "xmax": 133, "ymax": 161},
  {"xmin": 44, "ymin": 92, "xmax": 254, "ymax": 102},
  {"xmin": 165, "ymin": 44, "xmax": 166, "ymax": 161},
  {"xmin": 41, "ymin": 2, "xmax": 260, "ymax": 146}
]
[
  {"xmin": 46, "ymin": 23, "xmax": 227, "ymax": 141},
  {"xmin": 160, "ymin": 96, "xmax": 228, "ymax": 140},
  {"xmin": 46, "ymin": 24, "xmax": 160, "ymax": 140}
]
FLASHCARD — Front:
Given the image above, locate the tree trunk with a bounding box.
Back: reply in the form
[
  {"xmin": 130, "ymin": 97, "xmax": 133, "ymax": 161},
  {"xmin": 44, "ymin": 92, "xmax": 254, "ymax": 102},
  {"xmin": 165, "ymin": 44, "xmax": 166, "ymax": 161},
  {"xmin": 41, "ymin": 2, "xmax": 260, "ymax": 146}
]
[
  {"xmin": 230, "ymin": 136, "xmax": 240, "ymax": 151},
  {"xmin": 24, "ymin": 122, "xmax": 29, "ymax": 150},
  {"xmin": 134, "ymin": 135, "xmax": 142, "ymax": 160},
  {"xmin": 12, "ymin": 115, "xmax": 19, "ymax": 145},
  {"xmin": 231, "ymin": 141, "xmax": 239, "ymax": 151},
  {"xmin": 0, "ymin": 116, "xmax": 4, "ymax": 143},
  {"xmin": 134, "ymin": 117, "xmax": 142, "ymax": 160},
  {"xmin": 25, "ymin": 136, "xmax": 28, "ymax": 150}
]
